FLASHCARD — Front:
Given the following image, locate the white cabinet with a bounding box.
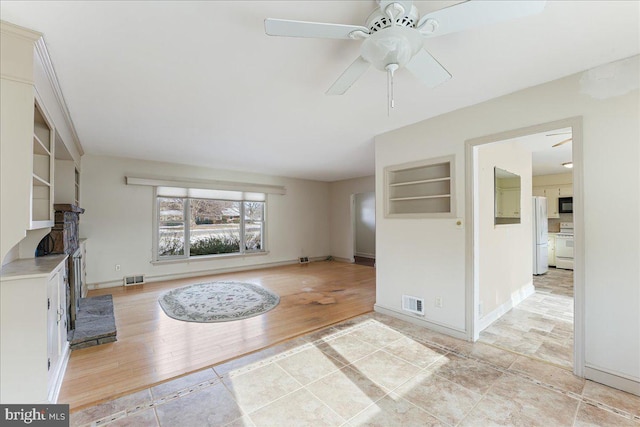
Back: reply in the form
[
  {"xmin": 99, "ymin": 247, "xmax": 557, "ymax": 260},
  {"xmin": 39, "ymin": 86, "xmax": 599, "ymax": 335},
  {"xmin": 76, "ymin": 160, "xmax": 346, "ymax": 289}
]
[
  {"xmin": 559, "ymin": 185, "xmax": 572, "ymax": 197},
  {"xmin": 533, "ymin": 187, "xmax": 545, "ymax": 197},
  {"xmin": 548, "ymin": 233, "xmax": 556, "ymax": 267},
  {"xmin": 498, "ymin": 188, "xmax": 520, "ymax": 218},
  {"xmin": 532, "ymin": 184, "xmax": 573, "ymax": 218},
  {"xmin": 385, "ymin": 156, "xmax": 455, "ymax": 217},
  {"xmin": 0, "ymin": 255, "xmax": 69, "ymax": 403},
  {"xmin": 545, "ymin": 188, "xmax": 560, "ymax": 218}
]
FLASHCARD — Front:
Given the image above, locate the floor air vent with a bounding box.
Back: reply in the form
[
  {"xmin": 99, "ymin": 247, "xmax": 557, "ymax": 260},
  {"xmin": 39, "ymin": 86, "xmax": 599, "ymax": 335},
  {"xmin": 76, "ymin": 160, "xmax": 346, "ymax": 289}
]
[
  {"xmin": 402, "ymin": 295, "xmax": 425, "ymax": 315},
  {"xmin": 124, "ymin": 275, "xmax": 145, "ymax": 286}
]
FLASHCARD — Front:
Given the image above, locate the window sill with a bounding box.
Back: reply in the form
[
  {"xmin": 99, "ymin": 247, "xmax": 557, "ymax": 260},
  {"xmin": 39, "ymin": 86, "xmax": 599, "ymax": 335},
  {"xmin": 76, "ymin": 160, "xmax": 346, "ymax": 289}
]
[{"xmin": 151, "ymin": 251, "xmax": 270, "ymax": 266}]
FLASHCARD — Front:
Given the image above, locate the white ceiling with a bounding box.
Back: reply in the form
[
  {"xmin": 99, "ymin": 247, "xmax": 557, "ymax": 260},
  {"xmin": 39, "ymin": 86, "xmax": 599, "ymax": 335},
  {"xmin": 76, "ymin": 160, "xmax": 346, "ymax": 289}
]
[
  {"xmin": 1, "ymin": 1, "xmax": 638, "ymax": 181},
  {"xmin": 497, "ymin": 127, "xmax": 573, "ymax": 176}
]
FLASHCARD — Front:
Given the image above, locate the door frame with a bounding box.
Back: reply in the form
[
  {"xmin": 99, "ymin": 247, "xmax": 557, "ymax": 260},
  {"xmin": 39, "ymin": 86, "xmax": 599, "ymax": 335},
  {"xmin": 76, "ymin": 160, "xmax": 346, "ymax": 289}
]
[{"xmin": 464, "ymin": 116, "xmax": 585, "ymax": 377}]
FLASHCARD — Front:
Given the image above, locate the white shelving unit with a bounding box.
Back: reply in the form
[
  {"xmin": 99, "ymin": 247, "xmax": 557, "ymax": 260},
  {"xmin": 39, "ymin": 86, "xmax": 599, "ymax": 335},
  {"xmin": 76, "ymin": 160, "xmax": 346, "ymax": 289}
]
[
  {"xmin": 385, "ymin": 156, "xmax": 455, "ymax": 217},
  {"xmin": 31, "ymin": 100, "xmax": 54, "ymax": 229}
]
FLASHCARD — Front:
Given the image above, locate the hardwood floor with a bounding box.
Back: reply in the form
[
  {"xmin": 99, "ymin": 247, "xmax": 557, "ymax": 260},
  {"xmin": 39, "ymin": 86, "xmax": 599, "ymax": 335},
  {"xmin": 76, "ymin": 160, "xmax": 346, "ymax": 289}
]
[{"xmin": 59, "ymin": 261, "xmax": 376, "ymax": 410}]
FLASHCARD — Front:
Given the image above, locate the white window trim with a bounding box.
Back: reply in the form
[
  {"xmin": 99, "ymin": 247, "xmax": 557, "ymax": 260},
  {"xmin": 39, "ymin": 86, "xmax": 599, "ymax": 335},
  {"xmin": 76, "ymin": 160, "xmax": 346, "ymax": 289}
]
[{"xmin": 127, "ymin": 176, "xmax": 285, "ymax": 195}]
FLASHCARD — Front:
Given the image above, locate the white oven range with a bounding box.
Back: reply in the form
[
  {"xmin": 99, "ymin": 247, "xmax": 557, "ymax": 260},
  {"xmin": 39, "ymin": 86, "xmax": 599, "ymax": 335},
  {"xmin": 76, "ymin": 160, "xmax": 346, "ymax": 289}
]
[{"xmin": 555, "ymin": 222, "xmax": 574, "ymax": 270}]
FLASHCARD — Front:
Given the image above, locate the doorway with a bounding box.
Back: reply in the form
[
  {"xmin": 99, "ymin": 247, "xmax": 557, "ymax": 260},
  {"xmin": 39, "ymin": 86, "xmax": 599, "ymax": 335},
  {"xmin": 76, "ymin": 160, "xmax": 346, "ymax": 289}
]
[
  {"xmin": 353, "ymin": 192, "xmax": 375, "ymax": 267},
  {"xmin": 466, "ymin": 117, "xmax": 583, "ymax": 376}
]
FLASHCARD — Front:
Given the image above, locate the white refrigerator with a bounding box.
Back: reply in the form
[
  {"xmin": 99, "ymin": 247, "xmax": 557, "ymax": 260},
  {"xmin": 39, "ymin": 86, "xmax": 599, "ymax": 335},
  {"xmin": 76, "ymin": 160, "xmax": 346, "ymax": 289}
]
[{"xmin": 532, "ymin": 196, "xmax": 549, "ymax": 275}]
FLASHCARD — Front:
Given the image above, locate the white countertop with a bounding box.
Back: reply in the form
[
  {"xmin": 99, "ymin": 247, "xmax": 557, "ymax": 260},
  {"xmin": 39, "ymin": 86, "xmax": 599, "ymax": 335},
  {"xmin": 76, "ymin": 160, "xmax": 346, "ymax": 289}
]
[{"xmin": 0, "ymin": 255, "xmax": 67, "ymax": 281}]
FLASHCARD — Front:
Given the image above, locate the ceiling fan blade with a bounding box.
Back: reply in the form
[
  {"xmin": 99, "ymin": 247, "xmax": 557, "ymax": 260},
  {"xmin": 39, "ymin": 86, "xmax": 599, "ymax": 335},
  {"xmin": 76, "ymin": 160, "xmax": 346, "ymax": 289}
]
[
  {"xmin": 265, "ymin": 18, "xmax": 369, "ymax": 39},
  {"xmin": 546, "ymin": 132, "xmax": 571, "ymax": 136},
  {"xmin": 326, "ymin": 57, "xmax": 371, "ymax": 95},
  {"xmin": 418, "ymin": 0, "xmax": 546, "ymax": 38},
  {"xmin": 405, "ymin": 49, "xmax": 451, "ymax": 88},
  {"xmin": 552, "ymin": 138, "xmax": 572, "ymax": 147}
]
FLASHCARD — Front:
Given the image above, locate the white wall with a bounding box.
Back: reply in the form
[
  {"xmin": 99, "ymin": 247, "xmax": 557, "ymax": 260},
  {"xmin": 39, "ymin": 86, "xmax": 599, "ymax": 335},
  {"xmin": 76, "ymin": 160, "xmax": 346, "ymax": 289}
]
[
  {"xmin": 80, "ymin": 154, "xmax": 331, "ymax": 287},
  {"xmin": 355, "ymin": 192, "xmax": 376, "ymax": 258},
  {"xmin": 477, "ymin": 141, "xmax": 533, "ymax": 327},
  {"xmin": 375, "ymin": 56, "xmax": 639, "ymax": 392},
  {"xmin": 328, "ymin": 176, "xmax": 375, "ymax": 261}
]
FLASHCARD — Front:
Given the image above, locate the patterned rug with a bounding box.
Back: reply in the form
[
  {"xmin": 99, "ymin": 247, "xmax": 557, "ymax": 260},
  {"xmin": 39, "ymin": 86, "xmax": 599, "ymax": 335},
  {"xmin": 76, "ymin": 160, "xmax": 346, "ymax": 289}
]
[{"xmin": 158, "ymin": 281, "xmax": 280, "ymax": 323}]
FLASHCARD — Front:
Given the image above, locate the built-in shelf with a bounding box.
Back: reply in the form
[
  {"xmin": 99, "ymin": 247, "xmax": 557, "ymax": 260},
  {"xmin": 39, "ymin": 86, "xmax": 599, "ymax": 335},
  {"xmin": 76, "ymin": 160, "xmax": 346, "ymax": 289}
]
[
  {"xmin": 390, "ymin": 194, "xmax": 452, "ymax": 201},
  {"xmin": 31, "ymin": 99, "xmax": 54, "ymax": 228},
  {"xmin": 33, "ymin": 135, "xmax": 51, "ymax": 156},
  {"xmin": 388, "ymin": 177, "xmax": 451, "ymax": 187},
  {"xmin": 385, "ymin": 156, "xmax": 455, "ymax": 217}
]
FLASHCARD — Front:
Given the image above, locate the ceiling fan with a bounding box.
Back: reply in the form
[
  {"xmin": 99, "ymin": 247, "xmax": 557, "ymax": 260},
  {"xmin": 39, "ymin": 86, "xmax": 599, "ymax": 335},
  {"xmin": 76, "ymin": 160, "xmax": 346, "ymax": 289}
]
[
  {"xmin": 265, "ymin": 0, "xmax": 547, "ymax": 105},
  {"xmin": 547, "ymin": 131, "xmax": 572, "ymax": 147}
]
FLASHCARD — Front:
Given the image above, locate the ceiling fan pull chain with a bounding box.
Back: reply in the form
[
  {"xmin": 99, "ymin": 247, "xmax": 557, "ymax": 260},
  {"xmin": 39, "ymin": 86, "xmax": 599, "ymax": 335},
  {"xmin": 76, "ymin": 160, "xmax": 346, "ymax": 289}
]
[
  {"xmin": 390, "ymin": 69, "xmax": 395, "ymax": 109},
  {"xmin": 386, "ymin": 63, "xmax": 399, "ymax": 115},
  {"xmin": 387, "ymin": 67, "xmax": 391, "ymax": 115}
]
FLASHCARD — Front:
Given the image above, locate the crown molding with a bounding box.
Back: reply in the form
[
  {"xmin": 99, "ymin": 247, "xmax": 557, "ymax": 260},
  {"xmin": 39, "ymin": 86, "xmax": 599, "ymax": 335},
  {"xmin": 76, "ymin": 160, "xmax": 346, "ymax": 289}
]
[
  {"xmin": 34, "ymin": 37, "xmax": 84, "ymax": 157},
  {"xmin": 0, "ymin": 20, "xmax": 42, "ymax": 41}
]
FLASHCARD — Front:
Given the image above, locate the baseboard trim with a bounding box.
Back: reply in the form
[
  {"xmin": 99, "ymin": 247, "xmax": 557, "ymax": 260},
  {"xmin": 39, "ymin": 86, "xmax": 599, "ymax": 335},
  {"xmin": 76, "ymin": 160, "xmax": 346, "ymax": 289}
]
[
  {"xmin": 331, "ymin": 256, "xmax": 353, "ymax": 263},
  {"xmin": 88, "ymin": 257, "xmax": 330, "ymax": 290},
  {"xmin": 354, "ymin": 252, "xmax": 375, "ymax": 259},
  {"xmin": 478, "ymin": 282, "xmax": 535, "ymax": 332},
  {"xmin": 374, "ymin": 304, "xmax": 468, "ymax": 341},
  {"xmin": 584, "ymin": 365, "xmax": 640, "ymax": 396}
]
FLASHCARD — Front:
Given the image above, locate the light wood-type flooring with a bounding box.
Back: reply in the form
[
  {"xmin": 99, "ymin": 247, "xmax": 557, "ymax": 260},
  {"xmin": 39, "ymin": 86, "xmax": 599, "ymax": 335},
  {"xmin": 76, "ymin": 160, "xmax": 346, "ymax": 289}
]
[{"xmin": 59, "ymin": 261, "xmax": 376, "ymax": 410}]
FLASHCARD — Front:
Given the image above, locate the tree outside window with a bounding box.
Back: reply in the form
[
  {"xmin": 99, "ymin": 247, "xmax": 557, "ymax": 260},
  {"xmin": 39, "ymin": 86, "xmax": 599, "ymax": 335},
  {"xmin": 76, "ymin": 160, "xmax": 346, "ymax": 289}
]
[{"xmin": 157, "ymin": 197, "xmax": 265, "ymax": 259}]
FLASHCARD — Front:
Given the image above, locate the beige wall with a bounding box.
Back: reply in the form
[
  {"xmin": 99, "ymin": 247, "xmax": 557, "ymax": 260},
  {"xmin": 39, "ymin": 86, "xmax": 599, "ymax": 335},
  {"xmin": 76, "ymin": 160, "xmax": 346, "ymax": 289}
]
[
  {"xmin": 477, "ymin": 140, "xmax": 533, "ymax": 328},
  {"xmin": 328, "ymin": 176, "xmax": 375, "ymax": 261},
  {"xmin": 80, "ymin": 154, "xmax": 331, "ymax": 287},
  {"xmin": 375, "ymin": 56, "xmax": 639, "ymax": 392}
]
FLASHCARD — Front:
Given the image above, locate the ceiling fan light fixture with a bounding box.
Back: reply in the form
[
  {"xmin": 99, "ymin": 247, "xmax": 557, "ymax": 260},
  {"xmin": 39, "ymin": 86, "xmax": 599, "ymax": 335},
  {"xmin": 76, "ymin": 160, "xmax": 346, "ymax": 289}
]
[
  {"xmin": 562, "ymin": 162, "xmax": 573, "ymax": 169},
  {"xmin": 361, "ymin": 26, "xmax": 423, "ymax": 70}
]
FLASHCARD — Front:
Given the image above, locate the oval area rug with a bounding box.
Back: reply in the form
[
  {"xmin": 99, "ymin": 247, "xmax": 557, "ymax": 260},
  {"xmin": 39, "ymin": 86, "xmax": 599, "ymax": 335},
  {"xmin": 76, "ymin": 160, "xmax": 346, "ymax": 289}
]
[{"xmin": 158, "ymin": 281, "xmax": 280, "ymax": 322}]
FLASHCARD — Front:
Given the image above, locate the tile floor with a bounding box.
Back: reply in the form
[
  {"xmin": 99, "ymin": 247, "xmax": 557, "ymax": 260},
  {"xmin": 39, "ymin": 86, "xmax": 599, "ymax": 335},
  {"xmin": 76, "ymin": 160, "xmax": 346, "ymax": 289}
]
[
  {"xmin": 479, "ymin": 267, "xmax": 575, "ymax": 368},
  {"xmin": 70, "ymin": 312, "xmax": 640, "ymax": 427}
]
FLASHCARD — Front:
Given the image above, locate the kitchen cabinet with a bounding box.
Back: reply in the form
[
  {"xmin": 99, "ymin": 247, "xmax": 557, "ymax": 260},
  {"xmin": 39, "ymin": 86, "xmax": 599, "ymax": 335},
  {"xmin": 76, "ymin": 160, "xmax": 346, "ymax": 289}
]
[
  {"xmin": 546, "ymin": 188, "xmax": 560, "ymax": 218},
  {"xmin": 548, "ymin": 233, "xmax": 556, "ymax": 267},
  {"xmin": 0, "ymin": 255, "xmax": 69, "ymax": 403},
  {"xmin": 533, "ymin": 187, "xmax": 545, "ymax": 197},
  {"xmin": 532, "ymin": 184, "xmax": 573, "ymax": 218}
]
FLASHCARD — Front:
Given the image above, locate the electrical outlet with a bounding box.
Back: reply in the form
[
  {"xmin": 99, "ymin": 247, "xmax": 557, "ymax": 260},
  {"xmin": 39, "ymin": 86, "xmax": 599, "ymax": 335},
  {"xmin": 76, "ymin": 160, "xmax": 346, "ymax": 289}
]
[
  {"xmin": 435, "ymin": 296, "xmax": 443, "ymax": 308},
  {"xmin": 115, "ymin": 264, "xmax": 121, "ymax": 271}
]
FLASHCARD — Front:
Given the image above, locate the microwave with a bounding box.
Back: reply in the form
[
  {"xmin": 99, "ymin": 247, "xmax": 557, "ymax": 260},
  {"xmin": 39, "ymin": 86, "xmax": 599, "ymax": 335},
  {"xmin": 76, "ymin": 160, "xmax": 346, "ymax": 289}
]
[{"xmin": 559, "ymin": 197, "xmax": 573, "ymax": 214}]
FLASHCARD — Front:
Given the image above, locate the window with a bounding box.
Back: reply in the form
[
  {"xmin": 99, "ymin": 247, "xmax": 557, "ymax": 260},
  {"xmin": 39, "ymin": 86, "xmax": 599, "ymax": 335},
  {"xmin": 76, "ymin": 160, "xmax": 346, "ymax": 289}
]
[
  {"xmin": 157, "ymin": 195, "xmax": 266, "ymax": 260},
  {"xmin": 158, "ymin": 198, "xmax": 186, "ymax": 256}
]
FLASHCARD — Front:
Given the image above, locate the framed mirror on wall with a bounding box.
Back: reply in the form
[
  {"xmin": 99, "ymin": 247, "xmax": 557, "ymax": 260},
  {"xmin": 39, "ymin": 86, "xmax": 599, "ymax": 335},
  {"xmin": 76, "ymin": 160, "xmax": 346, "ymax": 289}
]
[{"xmin": 494, "ymin": 167, "xmax": 521, "ymax": 225}]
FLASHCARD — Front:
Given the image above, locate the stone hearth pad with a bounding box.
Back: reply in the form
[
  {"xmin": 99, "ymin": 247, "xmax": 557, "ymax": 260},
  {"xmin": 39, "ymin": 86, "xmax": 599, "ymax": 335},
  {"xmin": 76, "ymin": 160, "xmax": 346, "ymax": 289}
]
[{"xmin": 70, "ymin": 295, "xmax": 117, "ymax": 350}]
